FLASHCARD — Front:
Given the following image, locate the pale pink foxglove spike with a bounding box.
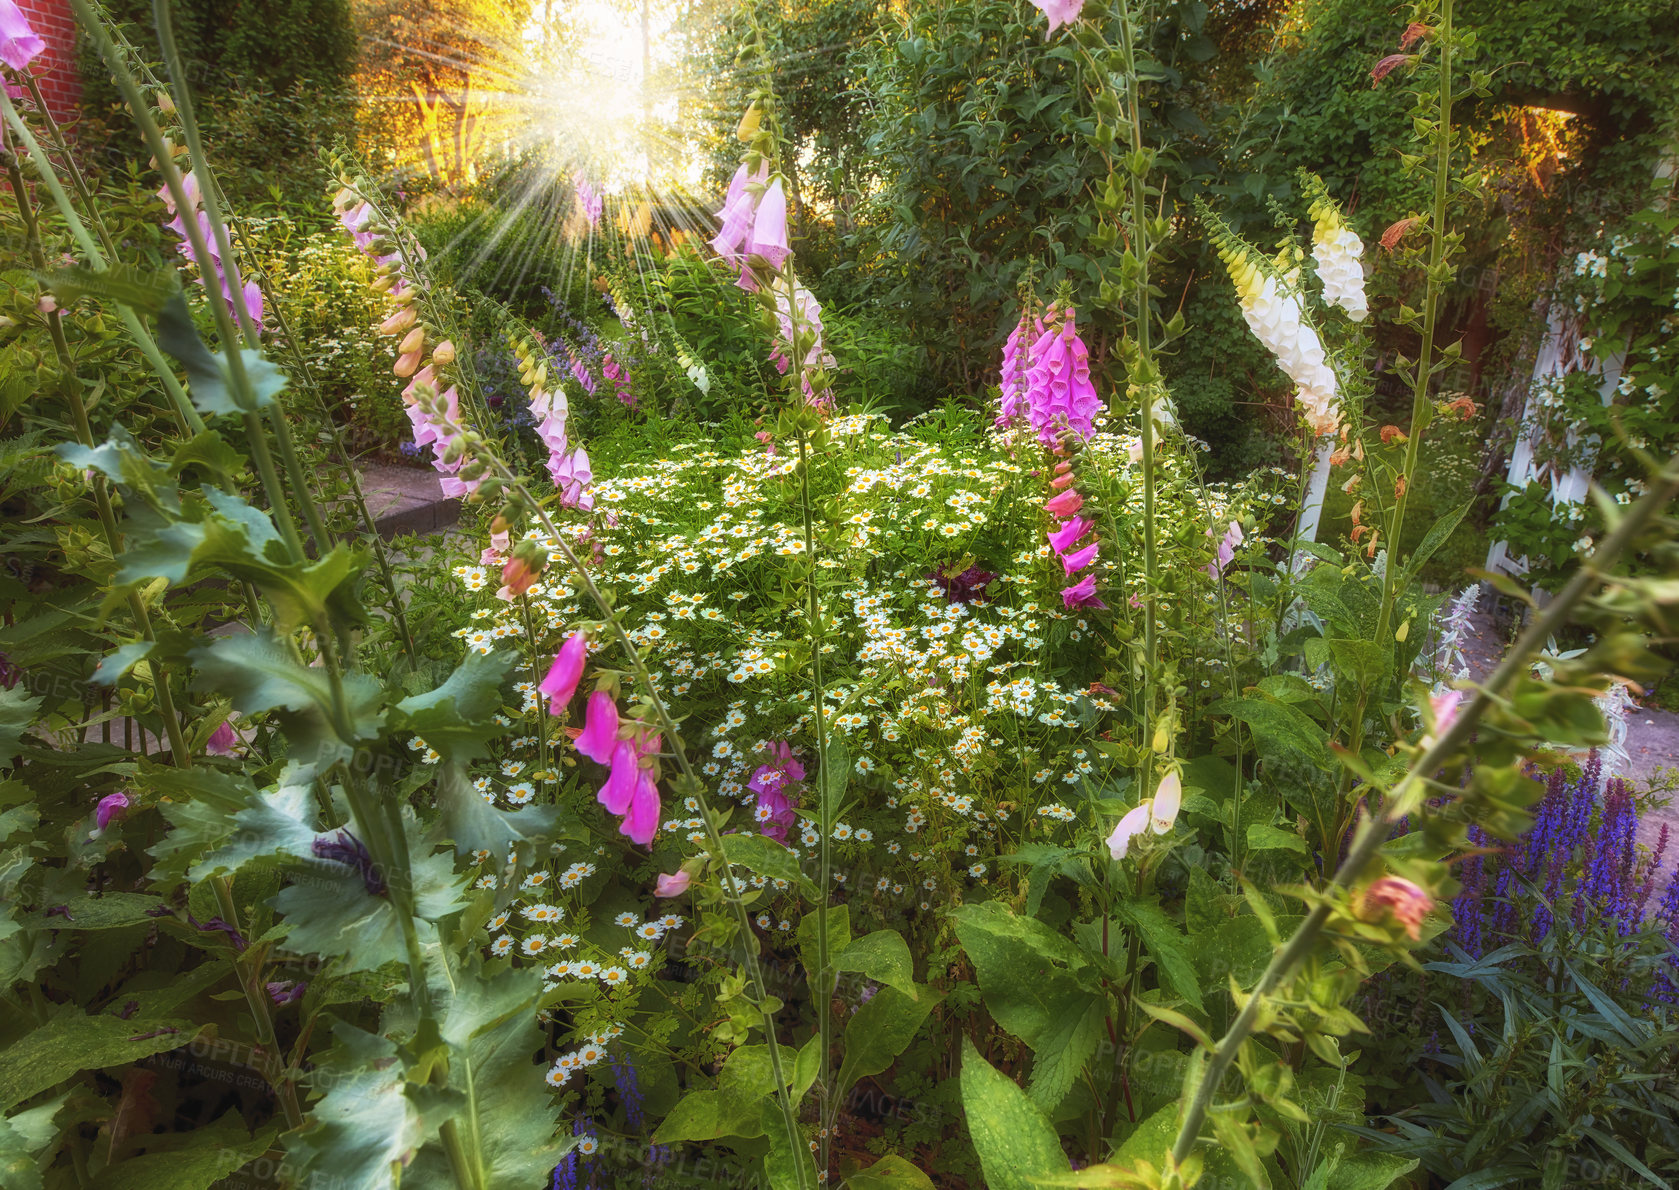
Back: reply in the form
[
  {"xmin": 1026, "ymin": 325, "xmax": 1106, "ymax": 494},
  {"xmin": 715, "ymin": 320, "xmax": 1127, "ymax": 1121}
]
[
  {"xmin": 1044, "ymin": 489, "xmax": 1084, "ymax": 518},
  {"xmin": 0, "ymin": 0, "xmax": 45, "ymax": 70},
  {"xmin": 748, "ymin": 178, "xmax": 791, "ymax": 269},
  {"xmin": 1026, "ymin": 0, "xmax": 1084, "ymax": 36}
]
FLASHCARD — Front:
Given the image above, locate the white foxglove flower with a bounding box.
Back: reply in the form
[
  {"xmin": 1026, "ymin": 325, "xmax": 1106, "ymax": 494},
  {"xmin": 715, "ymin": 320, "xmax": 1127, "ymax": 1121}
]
[
  {"xmin": 1150, "ymin": 771, "xmax": 1182, "ymax": 834},
  {"xmin": 1106, "ymin": 803, "xmax": 1152, "ymax": 860},
  {"xmin": 1313, "ymin": 223, "xmax": 1368, "ymax": 321}
]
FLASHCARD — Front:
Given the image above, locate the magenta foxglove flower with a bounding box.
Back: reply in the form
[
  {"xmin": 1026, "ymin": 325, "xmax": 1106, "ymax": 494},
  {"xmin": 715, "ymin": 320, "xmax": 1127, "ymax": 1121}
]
[
  {"xmin": 1061, "ymin": 573, "xmax": 1107, "ymax": 610},
  {"xmin": 95, "ymin": 792, "xmax": 130, "ymax": 831},
  {"xmin": 748, "ymin": 741, "xmax": 804, "ymax": 842},
  {"xmin": 206, "ymin": 721, "xmax": 238, "ymax": 755},
  {"xmin": 539, "ymin": 632, "xmax": 588, "ymax": 714},
  {"xmin": 1044, "ymin": 488, "xmax": 1084, "ymax": 518},
  {"xmin": 575, "ymin": 691, "xmax": 620, "ymax": 765},
  {"xmin": 0, "ymin": 1, "xmax": 45, "ymax": 71},
  {"xmin": 1047, "ymin": 515, "xmax": 1092, "ymax": 555},
  {"xmin": 600, "ymin": 730, "xmax": 662, "ymax": 845},
  {"xmin": 1028, "ymin": 0, "xmax": 1085, "ymax": 36},
  {"xmin": 654, "ymin": 870, "xmax": 691, "ymax": 897},
  {"xmin": 1060, "ymin": 540, "xmax": 1099, "ymax": 576},
  {"xmin": 997, "ymin": 312, "xmax": 1043, "ymax": 428},
  {"xmin": 1024, "ymin": 308, "xmax": 1099, "ymax": 448}
]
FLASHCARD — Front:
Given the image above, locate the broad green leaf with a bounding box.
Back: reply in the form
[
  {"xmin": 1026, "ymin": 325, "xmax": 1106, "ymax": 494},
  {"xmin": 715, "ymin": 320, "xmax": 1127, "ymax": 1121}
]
[
  {"xmin": 837, "ymin": 985, "xmax": 943, "ymax": 1092},
  {"xmin": 958, "ymin": 1036, "xmax": 1069, "ymax": 1190},
  {"xmin": 190, "ymin": 630, "xmax": 384, "ymax": 769},
  {"xmin": 720, "ymin": 832, "xmax": 817, "ymax": 897},
  {"xmin": 1304, "ymin": 637, "xmax": 1390, "ymax": 691},
  {"xmin": 0, "ymin": 687, "xmax": 42, "ymax": 770},
  {"xmin": 155, "ymin": 291, "xmax": 287, "ymax": 416},
  {"xmin": 823, "ymin": 733, "xmax": 850, "ymax": 816},
  {"xmin": 17, "ymin": 892, "xmax": 165, "ymax": 931},
  {"xmin": 402, "ymin": 959, "xmax": 571, "ymax": 1189},
  {"xmin": 1405, "ymin": 500, "xmax": 1472, "ymax": 582},
  {"xmin": 101, "ymin": 1111, "xmax": 275, "ymax": 1190},
  {"xmin": 434, "ymin": 761, "xmax": 565, "ymax": 865},
  {"xmin": 287, "ymin": 1022, "xmax": 462, "ymax": 1190},
  {"xmin": 1246, "ymin": 824, "xmax": 1308, "ymax": 855},
  {"xmin": 144, "ymin": 764, "xmax": 259, "ymax": 883},
  {"xmin": 797, "ymin": 904, "xmax": 850, "ymax": 986},
  {"xmin": 0, "ymin": 1009, "xmax": 199, "ymax": 1111},
  {"xmin": 190, "ymin": 768, "xmax": 320, "ymax": 882},
  {"xmin": 1185, "ymin": 865, "xmax": 1229, "ymax": 935},
  {"xmin": 90, "ymin": 641, "xmax": 155, "ymax": 686},
  {"xmin": 39, "ymin": 263, "xmax": 174, "ymax": 313},
  {"xmin": 1115, "ymin": 900, "xmax": 1204, "ymax": 1014},
  {"xmin": 1211, "ymin": 695, "xmax": 1330, "ymax": 766},
  {"xmin": 762, "ymin": 1099, "xmax": 820, "ymax": 1190},
  {"xmin": 0, "ymin": 1094, "xmax": 66, "ymax": 1190},
  {"xmin": 1190, "ymin": 914, "xmax": 1302, "ymax": 990},
  {"xmin": 394, "ymin": 650, "xmax": 514, "ymax": 766},
  {"xmin": 651, "ymin": 1089, "xmax": 763, "ymax": 1144},
  {"xmin": 1331, "ymin": 1153, "xmax": 1420, "ymax": 1190},
  {"xmin": 847, "ymin": 1153, "xmax": 936, "ymax": 1189},
  {"xmin": 834, "ymin": 929, "xmax": 917, "ymax": 1000},
  {"xmin": 1024, "ymin": 993, "xmax": 1105, "ymax": 1111}
]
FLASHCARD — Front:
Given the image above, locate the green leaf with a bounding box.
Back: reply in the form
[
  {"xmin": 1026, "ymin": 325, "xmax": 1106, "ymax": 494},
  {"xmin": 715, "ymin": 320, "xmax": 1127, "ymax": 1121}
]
[
  {"xmin": 90, "ymin": 641, "xmax": 155, "ymax": 686},
  {"xmin": 39, "ymin": 264, "xmax": 174, "ymax": 314},
  {"xmin": 394, "ymin": 650, "xmax": 513, "ymax": 766},
  {"xmin": 1405, "ymin": 500, "xmax": 1472, "ymax": 582},
  {"xmin": 0, "ymin": 1009, "xmax": 199, "ymax": 1111},
  {"xmin": 1115, "ymin": 899, "xmax": 1204, "ymax": 1014},
  {"xmin": 1246, "ymin": 824, "xmax": 1308, "ymax": 855},
  {"xmin": 434, "ymin": 762, "xmax": 565, "ymax": 865},
  {"xmin": 797, "ymin": 904, "xmax": 850, "ymax": 987},
  {"xmin": 101, "ymin": 1111, "xmax": 275, "ymax": 1190},
  {"xmin": 958, "ymin": 1036, "xmax": 1070, "ymax": 1190},
  {"xmin": 847, "ymin": 1154, "xmax": 936, "ymax": 1190},
  {"xmin": 144, "ymin": 764, "xmax": 259, "ymax": 884},
  {"xmin": 190, "ymin": 630, "xmax": 384, "ymax": 769},
  {"xmin": 1211, "ymin": 695, "xmax": 1330, "ymax": 766},
  {"xmin": 189, "ymin": 768, "xmax": 319, "ymax": 883},
  {"xmin": 762, "ymin": 1099, "xmax": 820, "ymax": 1190},
  {"xmin": 0, "ymin": 1094, "xmax": 66, "ymax": 1190},
  {"xmin": 155, "ymin": 292, "xmax": 287, "ymax": 416},
  {"xmin": 834, "ymin": 929, "xmax": 917, "ymax": 1000},
  {"xmin": 1331, "ymin": 1153, "xmax": 1420, "ymax": 1190},
  {"xmin": 837, "ymin": 985, "xmax": 943, "ymax": 1093},
  {"xmin": 0, "ymin": 687, "xmax": 43, "ymax": 770},
  {"xmin": 17, "ymin": 892, "xmax": 165, "ymax": 932},
  {"xmin": 720, "ymin": 832, "xmax": 817, "ymax": 897},
  {"xmin": 287, "ymin": 1021, "xmax": 462, "ymax": 1190}
]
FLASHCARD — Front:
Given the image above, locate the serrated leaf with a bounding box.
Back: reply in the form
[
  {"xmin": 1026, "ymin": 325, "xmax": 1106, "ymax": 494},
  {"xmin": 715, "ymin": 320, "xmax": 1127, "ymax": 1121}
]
[
  {"xmin": 1115, "ymin": 899, "xmax": 1204, "ymax": 1014},
  {"xmin": 0, "ymin": 1010, "xmax": 199, "ymax": 1111},
  {"xmin": 394, "ymin": 650, "xmax": 514, "ymax": 766},
  {"xmin": 190, "ymin": 630, "xmax": 383, "ymax": 769},
  {"xmin": 1246, "ymin": 824, "xmax": 1308, "ymax": 854},
  {"xmin": 18, "ymin": 892, "xmax": 165, "ymax": 931},
  {"xmin": 433, "ymin": 762, "xmax": 565, "ymax": 864},
  {"xmin": 0, "ymin": 1093, "xmax": 67, "ymax": 1190},
  {"xmin": 0, "ymin": 687, "xmax": 43, "ymax": 769},
  {"xmin": 847, "ymin": 1153, "xmax": 936, "ymax": 1189},
  {"xmin": 39, "ymin": 263, "xmax": 174, "ymax": 313},
  {"xmin": 1211, "ymin": 695, "xmax": 1330, "ymax": 766},
  {"xmin": 959, "ymin": 1036, "xmax": 1070, "ymax": 1190},
  {"xmin": 90, "ymin": 640, "xmax": 155, "ymax": 686},
  {"xmin": 189, "ymin": 769, "xmax": 320, "ymax": 882},
  {"xmin": 101, "ymin": 1110, "xmax": 275, "ymax": 1190}
]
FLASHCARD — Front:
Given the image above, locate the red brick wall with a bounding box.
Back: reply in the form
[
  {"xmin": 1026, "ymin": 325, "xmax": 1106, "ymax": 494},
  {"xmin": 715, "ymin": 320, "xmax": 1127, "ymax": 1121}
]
[{"xmin": 15, "ymin": 0, "xmax": 80, "ymax": 125}]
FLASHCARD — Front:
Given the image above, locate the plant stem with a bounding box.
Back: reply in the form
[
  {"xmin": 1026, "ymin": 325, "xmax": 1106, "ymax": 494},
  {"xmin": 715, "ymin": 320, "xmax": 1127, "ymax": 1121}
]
[
  {"xmin": 1, "ymin": 130, "xmax": 191, "ymax": 767},
  {"xmin": 1170, "ymin": 447, "xmax": 1679, "ymax": 1164},
  {"xmin": 211, "ymin": 876, "xmax": 305, "ymax": 1130},
  {"xmin": 1374, "ymin": 0, "xmax": 1454, "ymax": 646}
]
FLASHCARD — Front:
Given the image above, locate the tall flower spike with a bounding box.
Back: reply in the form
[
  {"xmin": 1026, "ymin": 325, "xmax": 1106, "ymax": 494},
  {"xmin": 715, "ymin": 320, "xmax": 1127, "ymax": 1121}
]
[
  {"xmin": 1305, "ymin": 174, "xmax": 1369, "ymax": 321},
  {"xmin": 1023, "ymin": 306, "xmax": 1100, "ymax": 448},
  {"xmin": 539, "ymin": 632, "xmax": 588, "ymax": 714}
]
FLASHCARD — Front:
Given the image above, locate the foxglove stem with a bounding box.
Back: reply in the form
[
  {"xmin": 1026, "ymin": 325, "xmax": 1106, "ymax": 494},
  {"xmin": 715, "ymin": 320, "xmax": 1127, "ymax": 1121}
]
[
  {"xmin": 212, "ymin": 875, "xmax": 304, "ymax": 1130},
  {"xmin": 0, "ymin": 129, "xmax": 191, "ymax": 768},
  {"xmin": 10, "ymin": 74, "xmax": 201, "ymax": 436},
  {"xmin": 1170, "ymin": 445, "xmax": 1679, "ymax": 1164},
  {"xmin": 1375, "ymin": 0, "xmax": 1454, "ymax": 646}
]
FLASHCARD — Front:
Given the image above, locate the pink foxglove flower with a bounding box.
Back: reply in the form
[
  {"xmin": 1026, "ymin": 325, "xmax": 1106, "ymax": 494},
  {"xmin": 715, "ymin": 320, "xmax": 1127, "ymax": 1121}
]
[
  {"xmin": 599, "ymin": 729, "xmax": 662, "ymax": 845},
  {"xmin": 1044, "ymin": 488, "xmax": 1084, "ymax": 518},
  {"xmin": 1024, "ymin": 307, "xmax": 1099, "ymax": 448},
  {"xmin": 1206, "ymin": 520, "xmax": 1245, "ymax": 577},
  {"xmin": 1061, "ymin": 541, "xmax": 1100, "ymax": 576},
  {"xmin": 1028, "ymin": 0, "xmax": 1085, "ymax": 36},
  {"xmin": 159, "ymin": 170, "xmax": 264, "ymax": 331},
  {"xmin": 747, "ymin": 179, "xmax": 791, "ymax": 270},
  {"xmin": 767, "ymin": 277, "xmax": 836, "ymax": 408},
  {"xmin": 0, "ymin": 0, "xmax": 45, "ymax": 70},
  {"xmin": 997, "ymin": 311, "xmax": 1043, "ymax": 428},
  {"xmin": 549, "ymin": 444, "xmax": 594, "ymax": 511},
  {"xmin": 711, "ymin": 160, "xmax": 769, "ymax": 268},
  {"xmin": 574, "ymin": 690, "xmax": 620, "ymax": 765},
  {"xmin": 573, "ymin": 174, "xmax": 603, "ymax": 226},
  {"xmin": 1047, "ymin": 515, "xmax": 1093, "ymax": 555},
  {"xmin": 95, "ymin": 792, "xmax": 130, "ymax": 832},
  {"xmin": 748, "ymin": 741, "xmax": 804, "ymax": 842},
  {"xmin": 654, "ymin": 870, "xmax": 691, "ymax": 897},
  {"xmin": 206, "ymin": 721, "xmax": 238, "ymax": 755},
  {"xmin": 539, "ymin": 632, "xmax": 588, "ymax": 714},
  {"xmin": 1061, "ymin": 573, "xmax": 1107, "ymax": 610}
]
